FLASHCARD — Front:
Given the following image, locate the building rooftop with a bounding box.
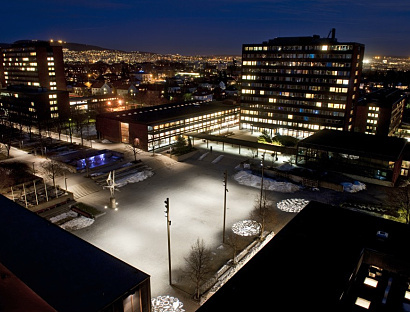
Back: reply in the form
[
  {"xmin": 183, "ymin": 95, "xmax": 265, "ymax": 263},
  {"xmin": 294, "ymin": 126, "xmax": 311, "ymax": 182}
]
[
  {"xmin": 198, "ymin": 201, "xmax": 410, "ymax": 311},
  {"xmin": 0, "ymin": 195, "xmax": 150, "ymax": 312},
  {"xmin": 357, "ymin": 88, "xmax": 406, "ymax": 108},
  {"xmin": 97, "ymin": 100, "xmax": 239, "ymax": 125},
  {"xmin": 298, "ymin": 129, "xmax": 407, "ymax": 161}
]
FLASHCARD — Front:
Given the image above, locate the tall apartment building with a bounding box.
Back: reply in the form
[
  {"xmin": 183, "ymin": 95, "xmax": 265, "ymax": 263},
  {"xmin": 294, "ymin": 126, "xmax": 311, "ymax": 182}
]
[
  {"xmin": 1, "ymin": 40, "xmax": 66, "ymax": 91},
  {"xmin": 241, "ymin": 30, "xmax": 364, "ymax": 138},
  {"xmin": 0, "ymin": 40, "xmax": 69, "ymax": 123}
]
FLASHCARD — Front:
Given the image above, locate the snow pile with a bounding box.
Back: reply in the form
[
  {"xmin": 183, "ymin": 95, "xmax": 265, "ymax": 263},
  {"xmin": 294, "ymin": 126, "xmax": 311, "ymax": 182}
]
[
  {"xmin": 277, "ymin": 198, "xmax": 309, "ymax": 213},
  {"xmin": 341, "ymin": 181, "xmax": 366, "ymax": 193},
  {"xmin": 233, "ymin": 170, "xmax": 300, "ymax": 193},
  {"xmin": 115, "ymin": 170, "xmax": 154, "ymax": 188},
  {"xmin": 50, "ymin": 210, "xmax": 78, "ymax": 223},
  {"xmin": 212, "ymin": 155, "xmax": 224, "ymax": 164},
  {"xmin": 60, "ymin": 216, "xmax": 95, "ymax": 231},
  {"xmin": 198, "ymin": 152, "xmax": 209, "ymax": 160},
  {"xmin": 232, "ymin": 220, "xmax": 261, "ymax": 237},
  {"xmin": 151, "ymin": 296, "xmax": 184, "ymax": 312},
  {"xmin": 276, "ymin": 163, "xmax": 294, "ymax": 171},
  {"xmin": 101, "ymin": 139, "xmax": 112, "ymax": 143}
]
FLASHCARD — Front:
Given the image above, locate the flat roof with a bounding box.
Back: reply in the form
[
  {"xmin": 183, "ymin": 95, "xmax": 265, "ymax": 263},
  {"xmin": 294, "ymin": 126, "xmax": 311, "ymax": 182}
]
[
  {"xmin": 198, "ymin": 202, "xmax": 410, "ymax": 311},
  {"xmin": 298, "ymin": 129, "xmax": 407, "ymax": 161},
  {"xmin": 0, "ymin": 195, "xmax": 150, "ymax": 312},
  {"xmin": 97, "ymin": 100, "xmax": 239, "ymax": 125}
]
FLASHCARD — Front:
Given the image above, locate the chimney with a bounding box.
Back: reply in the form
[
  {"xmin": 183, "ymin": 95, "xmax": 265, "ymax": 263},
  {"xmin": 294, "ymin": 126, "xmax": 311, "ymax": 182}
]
[{"xmin": 331, "ymin": 28, "xmax": 336, "ymax": 39}]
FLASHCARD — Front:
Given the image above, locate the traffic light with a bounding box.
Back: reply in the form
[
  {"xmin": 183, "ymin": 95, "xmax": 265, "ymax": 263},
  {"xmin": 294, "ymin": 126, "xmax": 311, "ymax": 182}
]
[{"xmin": 164, "ymin": 198, "xmax": 169, "ymax": 216}]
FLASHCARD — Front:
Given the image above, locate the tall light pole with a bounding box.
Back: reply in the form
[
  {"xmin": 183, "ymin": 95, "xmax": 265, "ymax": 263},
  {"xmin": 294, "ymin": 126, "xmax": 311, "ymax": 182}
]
[
  {"xmin": 164, "ymin": 198, "xmax": 172, "ymax": 285},
  {"xmin": 259, "ymin": 153, "xmax": 265, "ymax": 213},
  {"xmin": 223, "ymin": 170, "xmax": 228, "ymax": 244}
]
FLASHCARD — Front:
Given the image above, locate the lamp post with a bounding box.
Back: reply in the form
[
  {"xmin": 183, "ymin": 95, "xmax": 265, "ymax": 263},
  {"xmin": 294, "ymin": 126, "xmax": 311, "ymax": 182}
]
[
  {"xmin": 68, "ymin": 118, "xmax": 72, "ymax": 143},
  {"xmin": 259, "ymin": 153, "xmax": 265, "ymax": 213},
  {"xmin": 164, "ymin": 198, "xmax": 172, "ymax": 285},
  {"xmin": 222, "ymin": 170, "xmax": 228, "ymax": 244}
]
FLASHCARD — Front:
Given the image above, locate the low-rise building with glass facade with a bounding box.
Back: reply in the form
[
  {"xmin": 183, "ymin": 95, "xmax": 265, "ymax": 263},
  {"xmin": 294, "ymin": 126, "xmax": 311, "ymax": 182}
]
[{"xmin": 96, "ymin": 100, "xmax": 240, "ymax": 151}]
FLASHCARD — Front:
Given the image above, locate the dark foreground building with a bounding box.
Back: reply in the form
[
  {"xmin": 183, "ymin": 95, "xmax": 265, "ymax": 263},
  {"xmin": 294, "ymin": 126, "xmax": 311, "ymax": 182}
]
[
  {"xmin": 0, "ymin": 195, "xmax": 151, "ymax": 312},
  {"xmin": 198, "ymin": 202, "xmax": 410, "ymax": 311}
]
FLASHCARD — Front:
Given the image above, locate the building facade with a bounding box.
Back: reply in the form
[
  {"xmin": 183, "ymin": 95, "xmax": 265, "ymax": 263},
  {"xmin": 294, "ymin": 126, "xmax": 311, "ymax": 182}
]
[
  {"xmin": 241, "ymin": 30, "xmax": 364, "ymax": 139},
  {"xmin": 353, "ymin": 88, "xmax": 406, "ymax": 136},
  {"xmin": 96, "ymin": 100, "xmax": 240, "ymax": 151},
  {"xmin": 0, "ymin": 85, "xmax": 69, "ymax": 125},
  {"xmin": 1, "ymin": 40, "xmax": 66, "ymax": 91},
  {"xmin": 0, "ymin": 40, "xmax": 69, "ymax": 126}
]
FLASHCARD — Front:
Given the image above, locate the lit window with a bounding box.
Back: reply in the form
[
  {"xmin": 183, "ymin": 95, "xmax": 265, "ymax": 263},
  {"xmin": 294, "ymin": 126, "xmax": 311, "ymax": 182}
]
[
  {"xmin": 321, "ymin": 45, "xmax": 328, "ymax": 51},
  {"xmin": 364, "ymin": 277, "xmax": 378, "ymax": 288},
  {"xmin": 355, "ymin": 297, "xmax": 370, "ymax": 309}
]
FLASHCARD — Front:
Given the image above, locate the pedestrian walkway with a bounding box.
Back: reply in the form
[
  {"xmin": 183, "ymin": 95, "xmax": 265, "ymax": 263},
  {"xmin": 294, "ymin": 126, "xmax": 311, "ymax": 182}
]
[{"xmin": 69, "ymin": 181, "xmax": 103, "ymax": 199}]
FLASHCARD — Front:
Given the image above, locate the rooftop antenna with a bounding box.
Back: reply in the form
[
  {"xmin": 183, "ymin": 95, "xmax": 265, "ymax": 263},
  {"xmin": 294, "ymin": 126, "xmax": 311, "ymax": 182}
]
[{"xmin": 327, "ymin": 28, "xmax": 336, "ymax": 39}]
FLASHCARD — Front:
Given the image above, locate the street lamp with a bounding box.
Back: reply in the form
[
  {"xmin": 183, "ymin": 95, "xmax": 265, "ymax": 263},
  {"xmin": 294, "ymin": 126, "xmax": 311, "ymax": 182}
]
[
  {"xmin": 222, "ymin": 170, "xmax": 228, "ymax": 244},
  {"xmin": 68, "ymin": 118, "xmax": 72, "ymax": 143},
  {"xmin": 164, "ymin": 198, "xmax": 172, "ymax": 285},
  {"xmin": 259, "ymin": 153, "xmax": 265, "ymax": 213}
]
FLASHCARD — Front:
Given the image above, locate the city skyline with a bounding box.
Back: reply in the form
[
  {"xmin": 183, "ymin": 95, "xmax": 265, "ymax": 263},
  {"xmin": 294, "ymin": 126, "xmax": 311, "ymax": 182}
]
[{"xmin": 2, "ymin": 0, "xmax": 410, "ymax": 56}]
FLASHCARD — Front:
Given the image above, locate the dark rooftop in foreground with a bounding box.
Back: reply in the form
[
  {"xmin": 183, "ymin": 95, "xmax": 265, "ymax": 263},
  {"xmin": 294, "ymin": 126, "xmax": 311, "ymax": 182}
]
[
  {"xmin": 198, "ymin": 202, "xmax": 410, "ymax": 312},
  {"xmin": 97, "ymin": 100, "xmax": 239, "ymax": 125},
  {"xmin": 0, "ymin": 195, "xmax": 150, "ymax": 312},
  {"xmin": 298, "ymin": 129, "xmax": 407, "ymax": 161}
]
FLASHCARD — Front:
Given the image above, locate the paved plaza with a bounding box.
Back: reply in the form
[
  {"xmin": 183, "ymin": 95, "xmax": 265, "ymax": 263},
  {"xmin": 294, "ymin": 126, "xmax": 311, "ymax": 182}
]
[{"xmin": 4, "ymin": 128, "xmax": 393, "ymax": 312}]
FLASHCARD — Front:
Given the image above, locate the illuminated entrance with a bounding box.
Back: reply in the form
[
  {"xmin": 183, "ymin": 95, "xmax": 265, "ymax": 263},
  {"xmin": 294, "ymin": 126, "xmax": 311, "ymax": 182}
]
[{"xmin": 121, "ymin": 122, "xmax": 129, "ymax": 143}]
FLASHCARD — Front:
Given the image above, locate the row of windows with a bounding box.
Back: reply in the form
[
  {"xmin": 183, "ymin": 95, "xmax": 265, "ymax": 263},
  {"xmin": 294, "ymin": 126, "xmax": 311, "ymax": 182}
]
[
  {"xmin": 241, "ymin": 115, "xmax": 343, "ymax": 127},
  {"xmin": 242, "ymin": 75, "xmax": 351, "ymax": 85},
  {"xmin": 243, "ymin": 45, "xmax": 354, "ymax": 52},
  {"xmin": 242, "ymin": 90, "xmax": 348, "ymax": 101},
  {"xmin": 148, "ymin": 116, "xmax": 239, "ymax": 142},
  {"xmin": 242, "ymin": 53, "xmax": 353, "ymax": 60},
  {"xmin": 243, "ymin": 67, "xmax": 352, "ymax": 77},
  {"xmin": 242, "ymin": 107, "xmax": 345, "ymax": 118},
  {"xmin": 243, "ymin": 101, "xmax": 346, "ymax": 110},
  {"xmin": 151, "ymin": 110, "xmax": 239, "ymax": 132},
  {"xmin": 241, "ymin": 83, "xmax": 349, "ymax": 93},
  {"xmin": 243, "ymin": 60, "xmax": 353, "ymax": 68}
]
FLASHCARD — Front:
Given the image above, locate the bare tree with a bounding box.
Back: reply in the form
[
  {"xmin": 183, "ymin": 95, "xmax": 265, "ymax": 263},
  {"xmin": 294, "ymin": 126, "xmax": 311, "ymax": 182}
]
[
  {"xmin": 388, "ymin": 185, "xmax": 410, "ymax": 224},
  {"xmin": 250, "ymin": 192, "xmax": 275, "ymax": 239},
  {"xmin": 41, "ymin": 160, "xmax": 71, "ymax": 188},
  {"xmin": 225, "ymin": 231, "xmax": 240, "ymax": 265},
  {"xmin": 184, "ymin": 238, "xmax": 212, "ymax": 300}
]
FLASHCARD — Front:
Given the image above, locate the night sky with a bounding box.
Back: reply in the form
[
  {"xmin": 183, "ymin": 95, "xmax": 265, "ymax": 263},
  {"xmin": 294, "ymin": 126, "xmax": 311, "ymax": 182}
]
[{"xmin": 2, "ymin": 0, "xmax": 410, "ymax": 56}]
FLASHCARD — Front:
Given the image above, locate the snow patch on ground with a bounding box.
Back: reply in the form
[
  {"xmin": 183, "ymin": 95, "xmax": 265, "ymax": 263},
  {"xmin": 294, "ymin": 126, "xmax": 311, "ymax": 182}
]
[
  {"xmin": 50, "ymin": 210, "xmax": 78, "ymax": 223},
  {"xmin": 232, "ymin": 220, "xmax": 261, "ymax": 236},
  {"xmin": 211, "ymin": 155, "xmax": 224, "ymax": 164},
  {"xmin": 233, "ymin": 170, "xmax": 300, "ymax": 193},
  {"xmin": 198, "ymin": 152, "xmax": 209, "ymax": 160},
  {"xmin": 60, "ymin": 216, "xmax": 95, "ymax": 231},
  {"xmin": 277, "ymin": 198, "xmax": 310, "ymax": 213},
  {"xmin": 341, "ymin": 181, "xmax": 366, "ymax": 193},
  {"xmin": 116, "ymin": 170, "xmax": 154, "ymax": 188}
]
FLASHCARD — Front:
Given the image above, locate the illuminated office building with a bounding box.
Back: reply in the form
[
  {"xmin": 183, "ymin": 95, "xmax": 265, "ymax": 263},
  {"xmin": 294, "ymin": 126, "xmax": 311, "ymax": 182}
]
[
  {"xmin": 0, "ymin": 40, "xmax": 69, "ymax": 123},
  {"xmin": 241, "ymin": 30, "xmax": 364, "ymax": 138},
  {"xmin": 1, "ymin": 40, "xmax": 66, "ymax": 91}
]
